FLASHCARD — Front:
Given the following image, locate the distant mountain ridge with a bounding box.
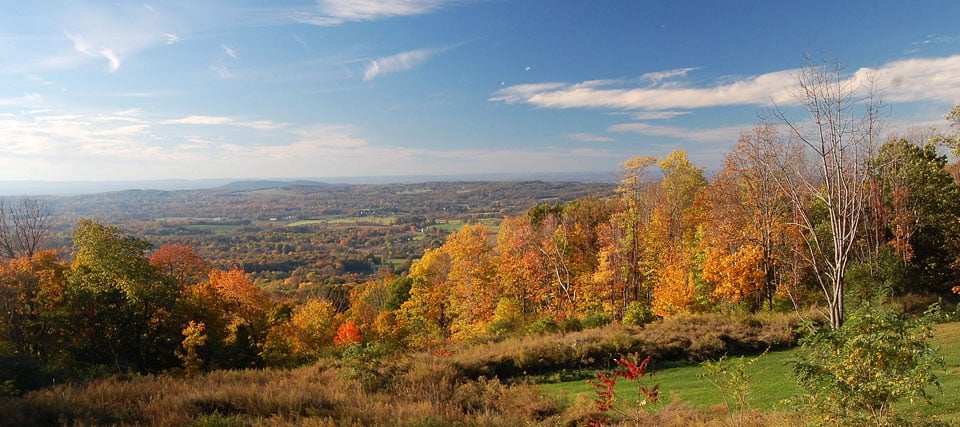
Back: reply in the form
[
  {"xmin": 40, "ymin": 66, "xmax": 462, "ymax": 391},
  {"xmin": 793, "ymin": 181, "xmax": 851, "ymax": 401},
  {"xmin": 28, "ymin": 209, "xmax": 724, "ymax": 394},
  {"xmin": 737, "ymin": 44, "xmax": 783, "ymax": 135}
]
[
  {"xmin": 0, "ymin": 171, "xmax": 617, "ymax": 196},
  {"xmin": 215, "ymin": 180, "xmax": 330, "ymax": 192}
]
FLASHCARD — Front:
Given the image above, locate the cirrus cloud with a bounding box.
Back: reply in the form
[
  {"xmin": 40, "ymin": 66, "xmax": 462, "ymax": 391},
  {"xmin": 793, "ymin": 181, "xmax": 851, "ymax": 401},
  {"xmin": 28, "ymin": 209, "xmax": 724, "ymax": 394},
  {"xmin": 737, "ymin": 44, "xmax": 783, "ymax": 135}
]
[{"xmin": 364, "ymin": 48, "xmax": 443, "ymax": 81}]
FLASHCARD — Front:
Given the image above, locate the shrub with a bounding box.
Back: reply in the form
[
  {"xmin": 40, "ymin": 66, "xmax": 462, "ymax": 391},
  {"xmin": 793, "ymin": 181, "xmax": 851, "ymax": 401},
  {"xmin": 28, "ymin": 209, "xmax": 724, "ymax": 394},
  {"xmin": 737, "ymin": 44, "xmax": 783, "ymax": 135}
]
[
  {"xmin": 582, "ymin": 311, "xmax": 613, "ymax": 329},
  {"xmin": 794, "ymin": 303, "xmax": 944, "ymax": 426},
  {"xmin": 622, "ymin": 301, "xmax": 657, "ymax": 326},
  {"xmin": 527, "ymin": 317, "xmax": 558, "ymax": 335}
]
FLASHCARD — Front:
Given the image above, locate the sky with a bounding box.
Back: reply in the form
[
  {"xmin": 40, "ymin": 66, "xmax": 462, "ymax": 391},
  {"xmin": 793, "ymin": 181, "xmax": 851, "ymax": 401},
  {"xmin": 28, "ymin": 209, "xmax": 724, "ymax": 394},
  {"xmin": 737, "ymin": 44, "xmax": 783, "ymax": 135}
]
[{"xmin": 1, "ymin": 0, "xmax": 960, "ymax": 183}]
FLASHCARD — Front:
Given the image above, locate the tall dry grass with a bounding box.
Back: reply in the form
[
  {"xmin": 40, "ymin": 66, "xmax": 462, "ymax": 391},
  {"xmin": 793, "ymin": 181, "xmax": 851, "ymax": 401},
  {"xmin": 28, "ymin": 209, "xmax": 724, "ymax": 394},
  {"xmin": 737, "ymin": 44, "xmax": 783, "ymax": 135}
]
[{"xmin": 448, "ymin": 311, "xmax": 803, "ymax": 381}]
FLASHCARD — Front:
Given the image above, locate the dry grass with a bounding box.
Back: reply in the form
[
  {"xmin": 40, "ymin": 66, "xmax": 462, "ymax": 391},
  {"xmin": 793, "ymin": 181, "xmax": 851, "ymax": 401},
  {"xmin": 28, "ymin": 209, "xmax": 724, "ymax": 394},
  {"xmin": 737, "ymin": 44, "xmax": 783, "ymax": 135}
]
[
  {"xmin": 0, "ymin": 358, "xmax": 563, "ymax": 426},
  {"xmin": 448, "ymin": 312, "xmax": 803, "ymax": 381}
]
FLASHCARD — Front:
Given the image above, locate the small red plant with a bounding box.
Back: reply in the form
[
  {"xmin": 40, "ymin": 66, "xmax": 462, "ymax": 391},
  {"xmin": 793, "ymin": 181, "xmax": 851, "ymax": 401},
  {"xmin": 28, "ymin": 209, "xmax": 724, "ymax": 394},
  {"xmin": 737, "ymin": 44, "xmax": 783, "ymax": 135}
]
[
  {"xmin": 587, "ymin": 354, "xmax": 659, "ymax": 426},
  {"xmin": 333, "ymin": 320, "xmax": 363, "ymax": 348}
]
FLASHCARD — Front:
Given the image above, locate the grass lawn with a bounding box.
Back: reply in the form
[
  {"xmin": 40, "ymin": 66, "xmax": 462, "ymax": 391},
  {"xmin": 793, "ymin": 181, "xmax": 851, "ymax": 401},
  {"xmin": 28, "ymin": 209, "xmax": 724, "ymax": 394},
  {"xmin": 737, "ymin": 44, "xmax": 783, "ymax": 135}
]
[
  {"xmin": 540, "ymin": 322, "xmax": 960, "ymax": 421},
  {"xmin": 540, "ymin": 349, "xmax": 800, "ymax": 411}
]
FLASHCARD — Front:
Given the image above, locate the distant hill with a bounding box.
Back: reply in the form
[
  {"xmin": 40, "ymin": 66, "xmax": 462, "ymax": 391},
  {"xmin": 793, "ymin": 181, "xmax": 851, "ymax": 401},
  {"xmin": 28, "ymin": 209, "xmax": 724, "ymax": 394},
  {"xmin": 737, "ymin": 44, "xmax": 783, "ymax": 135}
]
[
  {"xmin": 0, "ymin": 171, "xmax": 617, "ymax": 196},
  {"xmin": 215, "ymin": 180, "xmax": 329, "ymax": 192}
]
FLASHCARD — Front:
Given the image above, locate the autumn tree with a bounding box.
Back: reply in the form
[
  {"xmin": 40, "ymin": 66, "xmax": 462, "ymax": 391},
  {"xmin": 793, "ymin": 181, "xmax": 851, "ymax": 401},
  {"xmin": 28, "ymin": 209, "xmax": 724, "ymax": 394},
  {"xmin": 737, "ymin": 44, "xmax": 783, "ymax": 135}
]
[
  {"xmin": 608, "ymin": 156, "xmax": 658, "ymax": 307},
  {"xmin": 702, "ymin": 124, "xmax": 798, "ymax": 310},
  {"xmin": 770, "ymin": 56, "xmax": 884, "ymax": 329},
  {"xmin": 67, "ymin": 219, "xmax": 180, "ymax": 373},
  {"xmin": 398, "ymin": 247, "xmax": 452, "ymax": 348},
  {"xmin": 150, "ymin": 243, "xmax": 211, "ymax": 286},
  {"xmin": 648, "ymin": 150, "xmax": 708, "ymax": 316},
  {"xmin": 0, "ymin": 251, "xmax": 69, "ymax": 363},
  {"xmin": 203, "ymin": 268, "xmax": 273, "ymax": 368},
  {"xmin": 496, "ymin": 215, "xmax": 551, "ymax": 319}
]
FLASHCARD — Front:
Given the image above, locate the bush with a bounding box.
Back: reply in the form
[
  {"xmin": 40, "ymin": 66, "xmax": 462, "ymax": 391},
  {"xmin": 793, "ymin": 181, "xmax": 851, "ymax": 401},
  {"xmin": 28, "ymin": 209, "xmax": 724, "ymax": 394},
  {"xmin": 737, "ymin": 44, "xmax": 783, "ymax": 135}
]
[
  {"xmin": 527, "ymin": 317, "xmax": 558, "ymax": 335},
  {"xmin": 581, "ymin": 311, "xmax": 612, "ymax": 329},
  {"xmin": 622, "ymin": 301, "xmax": 657, "ymax": 326},
  {"xmin": 794, "ymin": 303, "xmax": 944, "ymax": 426}
]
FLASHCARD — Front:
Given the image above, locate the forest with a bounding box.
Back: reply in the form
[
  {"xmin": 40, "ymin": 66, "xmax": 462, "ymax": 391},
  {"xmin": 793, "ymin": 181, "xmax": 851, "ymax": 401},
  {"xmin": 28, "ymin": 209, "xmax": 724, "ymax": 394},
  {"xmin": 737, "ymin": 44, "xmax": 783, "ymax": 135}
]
[{"xmin": 2, "ymin": 60, "xmax": 960, "ymax": 425}]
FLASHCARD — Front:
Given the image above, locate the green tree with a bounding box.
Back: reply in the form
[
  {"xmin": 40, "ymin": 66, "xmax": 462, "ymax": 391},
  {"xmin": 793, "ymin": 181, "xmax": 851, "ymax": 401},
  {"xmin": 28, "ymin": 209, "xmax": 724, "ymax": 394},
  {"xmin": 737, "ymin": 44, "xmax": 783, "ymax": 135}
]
[
  {"xmin": 794, "ymin": 304, "xmax": 943, "ymax": 425},
  {"xmin": 873, "ymin": 139, "xmax": 960, "ymax": 294},
  {"xmin": 67, "ymin": 219, "xmax": 180, "ymax": 373}
]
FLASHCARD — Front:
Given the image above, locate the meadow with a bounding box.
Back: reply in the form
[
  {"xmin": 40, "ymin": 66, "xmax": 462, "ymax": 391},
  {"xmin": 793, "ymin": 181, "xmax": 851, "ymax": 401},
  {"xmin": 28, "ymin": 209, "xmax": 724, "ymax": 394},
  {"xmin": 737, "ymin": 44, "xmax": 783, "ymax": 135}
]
[{"xmin": 4, "ymin": 311, "xmax": 955, "ymax": 426}]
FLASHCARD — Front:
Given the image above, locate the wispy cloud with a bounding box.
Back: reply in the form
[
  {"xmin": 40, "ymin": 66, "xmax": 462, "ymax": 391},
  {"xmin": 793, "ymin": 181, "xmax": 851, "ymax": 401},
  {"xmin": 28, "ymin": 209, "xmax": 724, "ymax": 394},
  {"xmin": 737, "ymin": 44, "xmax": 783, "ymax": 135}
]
[
  {"xmin": 222, "ymin": 44, "xmax": 237, "ymax": 59},
  {"xmin": 911, "ymin": 34, "xmax": 960, "ymax": 46},
  {"xmin": 609, "ymin": 122, "xmax": 744, "ymax": 143},
  {"xmin": 163, "ymin": 33, "xmax": 180, "ymax": 45},
  {"xmin": 641, "ymin": 67, "xmax": 699, "ymax": 85},
  {"xmin": 66, "ymin": 32, "xmax": 123, "ymax": 72},
  {"xmin": 364, "ymin": 48, "xmax": 443, "ymax": 81},
  {"xmin": 210, "ymin": 64, "xmax": 231, "ymax": 79},
  {"xmin": 566, "ymin": 133, "xmax": 614, "ymax": 143},
  {"xmin": 0, "ymin": 92, "xmax": 43, "ymax": 107},
  {"xmin": 100, "ymin": 49, "xmax": 121, "ymax": 72},
  {"xmin": 626, "ymin": 111, "xmax": 690, "ymax": 120},
  {"xmin": 491, "ymin": 55, "xmax": 960, "ymax": 112},
  {"xmin": 163, "ymin": 115, "xmax": 286, "ymax": 130},
  {"xmin": 165, "ymin": 115, "xmax": 234, "ymax": 125},
  {"xmin": 296, "ymin": 0, "xmax": 463, "ymax": 26}
]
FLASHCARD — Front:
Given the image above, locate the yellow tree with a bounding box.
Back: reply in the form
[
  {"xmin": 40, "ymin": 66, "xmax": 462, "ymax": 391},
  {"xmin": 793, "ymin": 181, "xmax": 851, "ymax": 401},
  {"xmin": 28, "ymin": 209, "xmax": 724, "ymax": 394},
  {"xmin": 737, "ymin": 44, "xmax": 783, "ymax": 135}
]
[
  {"xmin": 441, "ymin": 223, "xmax": 499, "ymax": 341},
  {"xmin": 594, "ymin": 156, "xmax": 658, "ymax": 315},
  {"xmin": 716, "ymin": 123, "xmax": 800, "ymax": 309},
  {"xmin": 648, "ymin": 150, "xmax": 708, "ymax": 316},
  {"xmin": 203, "ymin": 268, "xmax": 273, "ymax": 367},
  {"xmin": 398, "ymin": 247, "xmax": 452, "ymax": 348},
  {"xmin": 496, "ymin": 215, "xmax": 551, "ymax": 320}
]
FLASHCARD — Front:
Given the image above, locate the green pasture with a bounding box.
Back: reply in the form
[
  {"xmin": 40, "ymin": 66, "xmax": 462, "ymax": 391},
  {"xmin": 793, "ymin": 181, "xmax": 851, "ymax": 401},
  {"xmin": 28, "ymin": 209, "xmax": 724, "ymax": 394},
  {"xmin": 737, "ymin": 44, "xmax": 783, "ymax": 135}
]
[{"xmin": 540, "ymin": 322, "xmax": 960, "ymax": 422}]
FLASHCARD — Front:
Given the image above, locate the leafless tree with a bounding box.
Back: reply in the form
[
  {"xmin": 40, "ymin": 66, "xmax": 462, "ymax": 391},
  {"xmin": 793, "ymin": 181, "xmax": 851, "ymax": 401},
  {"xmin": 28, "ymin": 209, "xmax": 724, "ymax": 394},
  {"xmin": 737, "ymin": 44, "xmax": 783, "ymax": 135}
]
[
  {"xmin": 767, "ymin": 55, "xmax": 885, "ymax": 329},
  {"xmin": 0, "ymin": 196, "xmax": 54, "ymax": 259}
]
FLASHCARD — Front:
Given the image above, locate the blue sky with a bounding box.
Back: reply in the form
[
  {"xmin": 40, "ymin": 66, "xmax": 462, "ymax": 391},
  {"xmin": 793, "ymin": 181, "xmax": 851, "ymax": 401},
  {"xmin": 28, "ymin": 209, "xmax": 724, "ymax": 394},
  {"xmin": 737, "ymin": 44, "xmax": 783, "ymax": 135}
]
[{"xmin": 1, "ymin": 0, "xmax": 959, "ymax": 182}]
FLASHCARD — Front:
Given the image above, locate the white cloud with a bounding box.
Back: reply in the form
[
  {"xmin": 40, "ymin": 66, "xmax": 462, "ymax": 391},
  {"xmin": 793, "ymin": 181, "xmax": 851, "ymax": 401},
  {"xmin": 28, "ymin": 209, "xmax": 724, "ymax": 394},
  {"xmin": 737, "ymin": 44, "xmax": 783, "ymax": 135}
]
[
  {"xmin": 490, "ymin": 69, "xmax": 797, "ymax": 110},
  {"xmin": 164, "ymin": 115, "xmax": 234, "ymax": 125},
  {"xmin": 297, "ymin": 0, "xmax": 460, "ymax": 26},
  {"xmin": 0, "ymin": 92, "xmax": 43, "ymax": 107},
  {"xmin": 222, "ymin": 44, "xmax": 237, "ymax": 59},
  {"xmin": 641, "ymin": 67, "xmax": 699, "ymax": 85},
  {"xmin": 490, "ymin": 54, "xmax": 960, "ymax": 113},
  {"xmin": 566, "ymin": 133, "xmax": 614, "ymax": 143},
  {"xmin": 609, "ymin": 122, "xmax": 743, "ymax": 143},
  {"xmin": 163, "ymin": 33, "xmax": 179, "ymax": 45},
  {"xmin": 364, "ymin": 48, "xmax": 442, "ymax": 81},
  {"xmin": 627, "ymin": 111, "xmax": 690, "ymax": 120},
  {"xmin": 210, "ymin": 64, "xmax": 231, "ymax": 79},
  {"xmin": 100, "ymin": 48, "xmax": 121, "ymax": 72}
]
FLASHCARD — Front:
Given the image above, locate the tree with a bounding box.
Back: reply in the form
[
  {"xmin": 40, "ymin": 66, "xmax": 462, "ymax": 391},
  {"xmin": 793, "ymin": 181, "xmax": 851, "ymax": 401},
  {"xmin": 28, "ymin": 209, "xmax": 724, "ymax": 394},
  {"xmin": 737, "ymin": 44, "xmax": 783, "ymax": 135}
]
[
  {"xmin": 0, "ymin": 251, "xmax": 69, "ymax": 362},
  {"xmin": 795, "ymin": 304, "xmax": 942, "ymax": 425},
  {"xmin": 770, "ymin": 56, "xmax": 884, "ymax": 329},
  {"xmin": 68, "ymin": 219, "xmax": 180, "ymax": 373},
  {"xmin": 705, "ymin": 124, "xmax": 798, "ymax": 309},
  {"xmin": 203, "ymin": 268, "xmax": 272, "ymax": 367},
  {"xmin": 648, "ymin": 150, "xmax": 708, "ymax": 316},
  {"xmin": 149, "ymin": 243, "xmax": 211, "ymax": 286},
  {"xmin": 871, "ymin": 138, "xmax": 960, "ymax": 294},
  {"xmin": 0, "ymin": 197, "xmax": 54, "ymax": 259}
]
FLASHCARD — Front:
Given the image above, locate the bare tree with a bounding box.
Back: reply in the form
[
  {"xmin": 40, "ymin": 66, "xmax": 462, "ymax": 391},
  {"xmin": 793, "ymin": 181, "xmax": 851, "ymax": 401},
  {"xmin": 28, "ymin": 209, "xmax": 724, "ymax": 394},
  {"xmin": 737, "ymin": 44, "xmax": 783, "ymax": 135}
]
[
  {"xmin": 0, "ymin": 196, "xmax": 54, "ymax": 259},
  {"xmin": 769, "ymin": 56, "xmax": 885, "ymax": 329}
]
